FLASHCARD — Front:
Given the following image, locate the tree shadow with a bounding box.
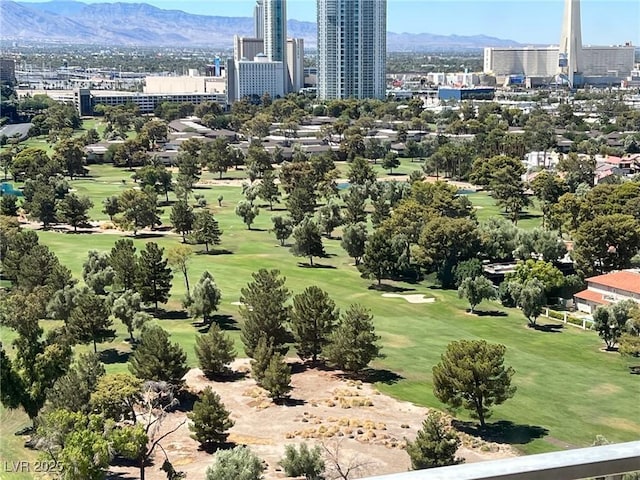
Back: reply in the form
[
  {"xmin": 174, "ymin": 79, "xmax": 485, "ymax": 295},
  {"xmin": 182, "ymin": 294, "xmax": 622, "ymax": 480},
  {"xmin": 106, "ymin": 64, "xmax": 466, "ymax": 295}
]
[
  {"xmin": 473, "ymin": 310, "xmax": 508, "ymax": 317},
  {"xmin": 130, "ymin": 232, "xmax": 166, "ymax": 239},
  {"xmin": 297, "ymin": 263, "xmax": 337, "ymax": 269},
  {"xmin": 199, "ymin": 441, "xmax": 237, "ymax": 454},
  {"xmin": 174, "ymin": 390, "xmax": 199, "ymax": 412},
  {"xmin": 99, "ymin": 348, "xmax": 131, "ymax": 365},
  {"xmin": 368, "ymin": 284, "xmax": 416, "ymax": 293},
  {"xmin": 452, "ymin": 420, "xmax": 549, "ymax": 445},
  {"xmin": 247, "ymin": 228, "xmax": 268, "ymax": 232},
  {"xmin": 195, "ymin": 315, "xmax": 239, "ymax": 333},
  {"xmin": 195, "ymin": 248, "xmax": 233, "ymax": 256},
  {"xmin": 532, "ymin": 323, "xmax": 564, "ymax": 333},
  {"xmin": 155, "ymin": 309, "xmax": 189, "ymax": 320},
  {"xmin": 203, "ymin": 370, "xmax": 248, "ymax": 383},
  {"xmin": 359, "ymin": 367, "xmax": 404, "ymax": 385},
  {"xmin": 275, "ymin": 396, "xmax": 306, "ymax": 407}
]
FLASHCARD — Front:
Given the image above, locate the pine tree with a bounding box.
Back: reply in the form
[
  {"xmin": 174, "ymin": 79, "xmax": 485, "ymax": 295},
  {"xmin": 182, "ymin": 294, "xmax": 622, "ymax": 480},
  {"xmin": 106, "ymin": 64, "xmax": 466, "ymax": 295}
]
[
  {"xmin": 360, "ymin": 230, "xmax": 398, "ymax": 286},
  {"xmin": 195, "ymin": 324, "xmax": 236, "ymax": 378},
  {"xmin": 406, "ymin": 411, "xmax": 464, "ymax": 470},
  {"xmin": 291, "ymin": 286, "xmax": 338, "ymax": 363},
  {"xmin": 192, "ymin": 210, "xmax": 222, "ymax": 253},
  {"xmin": 82, "ymin": 250, "xmax": 115, "ymax": 295},
  {"xmin": 67, "ymin": 289, "xmax": 114, "ymax": 353},
  {"xmin": 128, "ymin": 324, "xmax": 188, "ymax": 386},
  {"xmin": 290, "ymin": 217, "xmax": 325, "ymax": 266},
  {"xmin": 0, "ymin": 195, "xmax": 19, "ymax": 216},
  {"xmin": 57, "ymin": 193, "xmax": 93, "ymax": 232},
  {"xmin": 136, "ymin": 242, "xmax": 173, "ymax": 310},
  {"xmin": 432, "ymin": 340, "xmax": 516, "ymax": 427},
  {"xmin": 250, "ymin": 336, "xmax": 274, "ymax": 384},
  {"xmin": 47, "ymin": 353, "xmax": 106, "ymax": 413},
  {"xmin": 109, "ymin": 239, "xmax": 138, "ymax": 292},
  {"xmin": 188, "ymin": 387, "xmax": 234, "ymax": 448},
  {"xmin": 240, "ymin": 269, "xmax": 290, "ymax": 357},
  {"xmin": 189, "ymin": 271, "xmax": 222, "ymax": 324},
  {"xmin": 261, "ymin": 354, "xmax": 292, "ymax": 400},
  {"xmin": 170, "ymin": 200, "xmax": 195, "ymax": 242},
  {"xmin": 324, "ymin": 304, "xmax": 382, "ymax": 373}
]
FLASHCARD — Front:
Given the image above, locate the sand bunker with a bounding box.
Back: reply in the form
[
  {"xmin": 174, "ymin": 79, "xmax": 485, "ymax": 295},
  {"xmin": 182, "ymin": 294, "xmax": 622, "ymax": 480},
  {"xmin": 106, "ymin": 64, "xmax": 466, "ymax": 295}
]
[{"xmin": 381, "ymin": 293, "xmax": 435, "ymax": 304}]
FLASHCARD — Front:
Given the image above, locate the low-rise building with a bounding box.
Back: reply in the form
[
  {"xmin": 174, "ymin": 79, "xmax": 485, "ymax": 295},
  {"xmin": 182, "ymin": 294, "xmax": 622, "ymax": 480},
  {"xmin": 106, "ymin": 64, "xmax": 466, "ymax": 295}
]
[{"xmin": 574, "ymin": 270, "xmax": 640, "ymax": 314}]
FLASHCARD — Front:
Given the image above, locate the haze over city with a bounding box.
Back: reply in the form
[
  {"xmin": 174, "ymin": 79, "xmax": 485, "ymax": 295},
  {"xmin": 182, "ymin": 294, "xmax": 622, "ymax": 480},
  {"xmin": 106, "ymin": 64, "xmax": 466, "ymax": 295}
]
[{"xmin": 15, "ymin": 0, "xmax": 640, "ymax": 45}]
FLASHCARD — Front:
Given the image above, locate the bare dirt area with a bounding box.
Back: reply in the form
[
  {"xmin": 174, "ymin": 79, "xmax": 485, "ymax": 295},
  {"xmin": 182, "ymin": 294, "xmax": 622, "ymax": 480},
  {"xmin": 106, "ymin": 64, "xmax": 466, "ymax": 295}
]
[{"xmin": 109, "ymin": 359, "xmax": 517, "ymax": 480}]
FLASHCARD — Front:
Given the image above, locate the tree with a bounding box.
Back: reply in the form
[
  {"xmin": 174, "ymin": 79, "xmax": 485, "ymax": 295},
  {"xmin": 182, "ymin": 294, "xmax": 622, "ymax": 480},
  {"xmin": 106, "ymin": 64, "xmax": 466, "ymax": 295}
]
[
  {"xmin": 573, "ymin": 214, "xmax": 640, "ymax": 277},
  {"xmin": 235, "ymin": 200, "xmax": 259, "ymax": 230},
  {"xmin": 167, "ymin": 244, "xmax": 193, "ymax": 298},
  {"xmin": 291, "ymin": 286, "xmax": 339, "ymax": 363},
  {"xmin": 36, "ymin": 409, "xmax": 113, "ymax": 480},
  {"xmin": 250, "ymin": 336, "xmax": 275, "ymax": 384},
  {"xmin": 506, "ymin": 259, "xmax": 564, "ymax": 297},
  {"xmin": 67, "ymin": 289, "xmax": 114, "ymax": 353},
  {"xmin": 348, "ymin": 156, "xmax": 376, "ymax": 186},
  {"xmin": 453, "ymin": 258, "xmax": 484, "ymax": 288},
  {"xmin": 406, "ymin": 411, "xmax": 464, "ymax": 470},
  {"xmin": 0, "ymin": 194, "xmax": 19, "ymax": 216},
  {"xmin": 129, "ymin": 324, "xmax": 188, "ymax": 386},
  {"xmin": 432, "ymin": 340, "xmax": 516, "ymax": 428},
  {"xmin": 170, "ymin": 200, "xmax": 195, "ymax": 242},
  {"xmin": 291, "ymin": 217, "xmax": 325, "ymax": 266},
  {"xmin": 514, "ymin": 228, "xmax": 567, "ymax": 263},
  {"xmin": 316, "ymin": 200, "xmax": 343, "ymax": 237},
  {"xmin": 109, "ymin": 239, "xmax": 138, "ymax": 292},
  {"xmin": 458, "ymin": 276, "xmax": 497, "ymax": 314},
  {"xmin": 82, "ymin": 250, "xmax": 115, "ymax": 295},
  {"xmin": 341, "ymin": 222, "xmax": 367, "ymax": 266},
  {"xmin": 24, "ymin": 180, "xmax": 57, "ymax": 228},
  {"xmin": 258, "ymin": 170, "xmax": 280, "ymax": 209},
  {"xmin": 271, "ymin": 215, "xmax": 294, "ymax": 246},
  {"xmin": 188, "ymin": 387, "xmax": 234, "ymax": 448},
  {"xmin": 192, "ymin": 210, "xmax": 222, "ymax": 253},
  {"xmin": 46, "ymin": 353, "xmax": 105, "ymax": 414},
  {"xmin": 205, "ymin": 446, "xmax": 265, "ymax": 480},
  {"xmin": 90, "ymin": 373, "xmax": 142, "ymax": 422},
  {"xmin": 280, "ymin": 443, "xmax": 325, "ymax": 480},
  {"xmin": 261, "ymin": 354, "xmax": 292, "ymax": 400},
  {"xmin": 360, "ymin": 229, "xmax": 398, "ymax": 285},
  {"xmin": 342, "ymin": 185, "xmax": 367, "ymax": 224},
  {"xmin": 417, "ymin": 217, "xmax": 481, "ymax": 289},
  {"xmin": 54, "ymin": 137, "xmax": 86, "ymax": 179},
  {"xmin": 382, "ymin": 151, "xmax": 400, "ymax": 174},
  {"xmin": 239, "ymin": 269, "xmax": 290, "ymax": 357},
  {"xmin": 117, "ymin": 188, "xmax": 161, "ymax": 236},
  {"xmin": 57, "ymin": 193, "xmax": 92, "ymax": 232},
  {"xmin": 479, "ymin": 217, "xmax": 518, "ymax": 262},
  {"xmin": 593, "ymin": 300, "xmax": 636, "ymax": 351},
  {"xmin": 102, "ymin": 195, "xmax": 120, "ymax": 221},
  {"xmin": 136, "ymin": 242, "xmax": 173, "ymax": 310},
  {"xmin": 189, "ymin": 271, "xmax": 222, "ymax": 324},
  {"xmin": 324, "ymin": 304, "xmax": 382, "ymax": 373},
  {"xmin": 195, "ymin": 324, "xmax": 236, "ymax": 378},
  {"xmin": 517, "ymin": 278, "xmax": 547, "ymax": 327},
  {"xmin": 111, "ymin": 290, "xmax": 149, "ymax": 342},
  {"xmin": 287, "ymin": 181, "xmax": 317, "ymax": 223},
  {"xmin": 202, "ymin": 138, "xmax": 234, "ymax": 180}
]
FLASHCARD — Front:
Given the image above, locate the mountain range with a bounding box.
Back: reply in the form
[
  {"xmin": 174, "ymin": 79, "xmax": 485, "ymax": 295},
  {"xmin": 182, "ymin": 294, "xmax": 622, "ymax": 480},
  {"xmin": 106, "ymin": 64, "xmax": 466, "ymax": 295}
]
[{"xmin": 0, "ymin": 0, "xmax": 521, "ymax": 50}]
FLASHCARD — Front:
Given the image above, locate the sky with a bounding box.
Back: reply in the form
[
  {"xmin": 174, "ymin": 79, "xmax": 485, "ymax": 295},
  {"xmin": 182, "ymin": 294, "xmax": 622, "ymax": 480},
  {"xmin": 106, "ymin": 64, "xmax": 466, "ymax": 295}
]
[{"xmin": 19, "ymin": 0, "xmax": 640, "ymax": 45}]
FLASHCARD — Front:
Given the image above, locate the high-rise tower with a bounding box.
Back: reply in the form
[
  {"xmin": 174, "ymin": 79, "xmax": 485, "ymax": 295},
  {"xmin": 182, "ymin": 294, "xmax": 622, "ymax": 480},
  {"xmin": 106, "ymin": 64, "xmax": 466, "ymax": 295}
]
[
  {"xmin": 317, "ymin": 0, "xmax": 387, "ymax": 100},
  {"xmin": 254, "ymin": 1, "xmax": 264, "ymax": 39},
  {"xmin": 264, "ymin": 0, "xmax": 288, "ymax": 90},
  {"xmin": 558, "ymin": 0, "xmax": 583, "ymax": 87}
]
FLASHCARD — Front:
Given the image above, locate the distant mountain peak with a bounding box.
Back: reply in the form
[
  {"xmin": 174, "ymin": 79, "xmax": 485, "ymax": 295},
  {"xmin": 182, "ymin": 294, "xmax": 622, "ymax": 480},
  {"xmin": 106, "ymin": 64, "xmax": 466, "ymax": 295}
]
[{"xmin": 1, "ymin": 0, "xmax": 521, "ymax": 50}]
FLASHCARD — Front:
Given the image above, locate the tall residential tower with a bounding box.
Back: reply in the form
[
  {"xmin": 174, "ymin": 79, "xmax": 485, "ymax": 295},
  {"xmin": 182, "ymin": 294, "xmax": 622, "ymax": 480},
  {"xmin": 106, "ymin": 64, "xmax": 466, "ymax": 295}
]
[
  {"xmin": 317, "ymin": 0, "xmax": 387, "ymax": 100},
  {"xmin": 558, "ymin": 0, "xmax": 583, "ymax": 87}
]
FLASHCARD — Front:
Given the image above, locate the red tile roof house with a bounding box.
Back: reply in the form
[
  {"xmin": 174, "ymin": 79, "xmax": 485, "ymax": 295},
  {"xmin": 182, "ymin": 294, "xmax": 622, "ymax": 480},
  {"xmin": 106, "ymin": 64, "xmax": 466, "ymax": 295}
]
[{"xmin": 574, "ymin": 270, "xmax": 640, "ymax": 314}]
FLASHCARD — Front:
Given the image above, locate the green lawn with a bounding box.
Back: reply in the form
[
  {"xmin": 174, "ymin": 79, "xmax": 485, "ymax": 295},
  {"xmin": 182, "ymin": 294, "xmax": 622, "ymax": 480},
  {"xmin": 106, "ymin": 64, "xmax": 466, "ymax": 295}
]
[{"xmin": 2, "ymin": 163, "xmax": 637, "ymax": 469}]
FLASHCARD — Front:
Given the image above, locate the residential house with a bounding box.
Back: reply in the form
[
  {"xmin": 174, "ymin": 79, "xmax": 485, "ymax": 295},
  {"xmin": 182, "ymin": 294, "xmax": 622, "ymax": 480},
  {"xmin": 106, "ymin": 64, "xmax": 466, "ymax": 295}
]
[{"xmin": 574, "ymin": 270, "xmax": 640, "ymax": 314}]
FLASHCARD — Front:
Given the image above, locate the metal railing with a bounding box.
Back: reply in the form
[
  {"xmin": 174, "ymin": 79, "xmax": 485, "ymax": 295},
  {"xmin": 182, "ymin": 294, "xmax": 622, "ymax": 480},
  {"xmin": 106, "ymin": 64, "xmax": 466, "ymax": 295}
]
[{"xmin": 365, "ymin": 441, "xmax": 640, "ymax": 480}]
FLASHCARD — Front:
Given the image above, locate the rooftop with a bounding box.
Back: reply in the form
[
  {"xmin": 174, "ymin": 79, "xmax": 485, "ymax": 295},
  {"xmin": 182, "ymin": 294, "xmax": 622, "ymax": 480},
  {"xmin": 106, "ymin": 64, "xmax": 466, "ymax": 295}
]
[{"xmin": 586, "ymin": 270, "xmax": 640, "ymax": 295}]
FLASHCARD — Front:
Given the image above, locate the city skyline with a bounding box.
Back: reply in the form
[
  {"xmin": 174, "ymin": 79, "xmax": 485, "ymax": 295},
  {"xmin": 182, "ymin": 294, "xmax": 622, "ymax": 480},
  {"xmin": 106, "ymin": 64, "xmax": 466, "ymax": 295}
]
[{"xmin": 17, "ymin": 0, "xmax": 640, "ymax": 45}]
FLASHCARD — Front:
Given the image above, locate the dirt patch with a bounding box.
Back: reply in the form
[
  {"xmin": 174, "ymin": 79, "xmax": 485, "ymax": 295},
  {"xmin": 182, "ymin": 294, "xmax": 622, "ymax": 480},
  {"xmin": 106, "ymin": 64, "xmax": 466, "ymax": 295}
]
[
  {"xmin": 108, "ymin": 360, "xmax": 517, "ymax": 479},
  {"xmin": 588, "ymin": 383, "xmax": 622, "ymax": 396},
  {"xmin": 382, "ymin": 293, "xmax": 435, "ymax": 304}
]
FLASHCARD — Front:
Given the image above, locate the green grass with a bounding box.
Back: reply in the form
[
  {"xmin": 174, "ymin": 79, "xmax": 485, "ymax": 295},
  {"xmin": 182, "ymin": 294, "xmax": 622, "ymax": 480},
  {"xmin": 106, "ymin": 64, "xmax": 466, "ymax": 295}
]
[{"xmin": 2, "ymin": 163, "xmax": 636, "ymax": 467}]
